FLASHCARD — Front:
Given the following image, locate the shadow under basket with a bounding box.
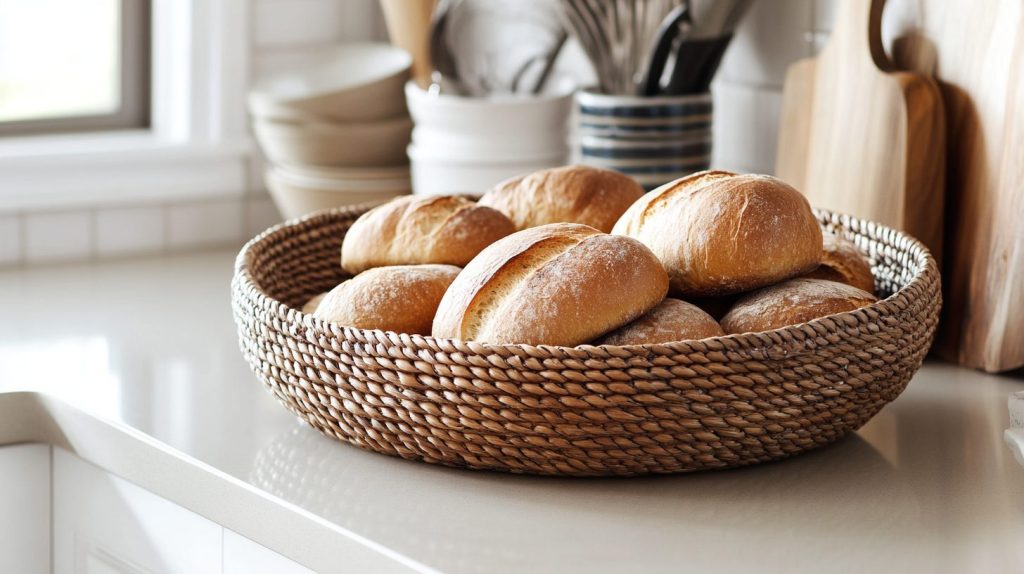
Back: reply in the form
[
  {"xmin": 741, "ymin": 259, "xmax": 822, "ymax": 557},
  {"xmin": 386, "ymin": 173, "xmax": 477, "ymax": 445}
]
[{"xmin": 232, "ymin": 205, "xmax": 941, "ymax": 477}]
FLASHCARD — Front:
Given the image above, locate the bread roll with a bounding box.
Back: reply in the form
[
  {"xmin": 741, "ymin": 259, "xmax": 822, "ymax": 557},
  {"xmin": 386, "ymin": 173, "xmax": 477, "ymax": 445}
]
[
  {"xmin": 721, "ymin": 278, "xmax": 878, "ymax": 334},
  {"xmin": 301, "ymin": 292, "xmax": 327, "ymax": 314},
  {"xmin": 314, "ymin": 264, "xmax": 460, "ymax": 334},
  {"xmin": 595, "ymin": 298, "xmax": 724, "ymax": 345},
  {"xmin": 613, "ymin": 170, "xmax": 823, "ymax": 296},
  {"xmin": 341, "ymin": 195, "xmax": 515, "ymax": 274},
  {"xmin": 803, "ymin": 232, "xmax": 874, "ymax": 294},
  {"xmin": 479, "ymin": 165, "xmax": 644, "ymax": 233},
  {"xmin": 432, "ymin": 223, "xmax": 668, "ymax": 346}
]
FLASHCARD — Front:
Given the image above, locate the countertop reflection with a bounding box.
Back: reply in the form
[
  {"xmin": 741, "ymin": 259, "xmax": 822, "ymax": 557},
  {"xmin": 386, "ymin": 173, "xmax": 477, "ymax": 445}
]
[{"xmin": 1, "ymin": 250, "xmax": 1022, "ymax": 573}]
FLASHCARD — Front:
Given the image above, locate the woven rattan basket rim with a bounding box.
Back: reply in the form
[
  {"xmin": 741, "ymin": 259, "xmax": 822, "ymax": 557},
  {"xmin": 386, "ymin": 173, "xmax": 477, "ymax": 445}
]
[{"xmin": 233, "ymin": 202, "xmax": 938, "ymax": 362}]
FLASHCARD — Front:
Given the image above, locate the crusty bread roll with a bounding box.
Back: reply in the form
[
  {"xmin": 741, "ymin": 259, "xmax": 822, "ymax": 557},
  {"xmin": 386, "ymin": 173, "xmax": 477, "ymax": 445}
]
[
  {"xmin": 478, "ymin": 165, "xmax": 644, "ymax": 233},
  {"xmin": 301, "ymin": 292, "xmax": 327, "ymax": 314},
  {"xmin": 803, "ymin": 232, "xmax": 874, "ymax": 294},
  {"xmin": 594, "ymin": 298, "xmax": 724, "ymax": 345},
  {"xmin": 432, "ymin": 223, "xmax": 668, "ymax": 346},
  {"xmin": 341, "ymin": 195, "xmax": 515, "ymax": 274},
  {"xmin": 314, "ymin": 264, "xmax": 460, "ymax": 334},
  {"xmin": 613, "ymin": 170, "xmax": 823, "ymax": 296},
  {"xmin": 721, "ymin": 278, "xmax": 878, "ymax": 334}
]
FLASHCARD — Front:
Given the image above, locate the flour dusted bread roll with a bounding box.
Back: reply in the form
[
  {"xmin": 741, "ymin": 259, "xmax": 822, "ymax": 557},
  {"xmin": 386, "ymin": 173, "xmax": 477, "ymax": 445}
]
[
  {"xmin": 432, "ymin": 223, "xmax": 668, "ymax": 346},
  {"xmin": 479, "ymin": 165, "xmax": 644, "ymax": 232},
  {"xmin": 341, "ymin": 195, "xmax": 515, "ymax": 274},
  {"xmin": 721, "ymin": 278, "xmax": 878, "ymax": 334},
  {"xmin": 595, "ymin": 298, "xmax": 724, "ymax": 345},
  {"xmin": 613, "ymin": 171, "xmax": 823, "ymax": 296},
  {"xmin": 803, "ymin": 232, "xmax": 875, "ymax": 294},
  {"xmin": 314, "ymin": 264, "xmax": 460, "ymax": 334},
  {"xmin": 301, "ymin": 292, "xmax": 327, "ymax": 314}
]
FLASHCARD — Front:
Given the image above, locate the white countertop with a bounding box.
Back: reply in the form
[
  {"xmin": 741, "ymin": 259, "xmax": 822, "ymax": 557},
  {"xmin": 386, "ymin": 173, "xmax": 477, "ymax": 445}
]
[{"xmin": 1, "ymin": 250, "xmax": 1023, "ymax": 573}]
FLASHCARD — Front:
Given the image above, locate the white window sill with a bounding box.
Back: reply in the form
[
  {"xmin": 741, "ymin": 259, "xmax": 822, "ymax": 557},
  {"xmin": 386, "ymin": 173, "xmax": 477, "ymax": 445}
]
[{"xmin": 0, "ymin": 131, "xmax": 254, "ymax": 212}]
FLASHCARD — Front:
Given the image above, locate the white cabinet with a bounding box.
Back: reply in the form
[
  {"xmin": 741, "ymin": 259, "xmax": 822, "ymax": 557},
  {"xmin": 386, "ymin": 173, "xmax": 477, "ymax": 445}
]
[
  {"xmin": 50, "ymin": 447, "xmax": 318, "ymax": 574},
  {"xmin": 53, "ymin": 447, "xmax": 223, "ymax": 574},
  {"xmin": 223, "ymin": 529, "xmax": 314, "ymax": 574},
  {"xmin": 0, "ymin": 444, "xmax": 50, "ymax": 574}
]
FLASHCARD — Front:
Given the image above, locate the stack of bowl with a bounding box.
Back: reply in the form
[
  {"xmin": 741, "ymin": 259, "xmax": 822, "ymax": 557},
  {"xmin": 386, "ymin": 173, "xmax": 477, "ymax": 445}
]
[
  {"xmin": 576, "ymin": 89, "xmax": 713, "ymax": 190},
  {"xmin": 249, "ymin": 43, "xmax": 414, "ymax": 219},
  {"xmin": 405, "ymin": 81, "xmax": 574, "ymax": 195}
]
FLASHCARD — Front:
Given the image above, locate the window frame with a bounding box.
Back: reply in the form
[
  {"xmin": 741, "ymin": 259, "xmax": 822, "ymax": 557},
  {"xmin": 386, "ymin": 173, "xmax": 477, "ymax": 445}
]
[
  {"xmin": 0, "ymin": 0, "xmax": 252, "ymax": 212},
  {"xmin": 0, "ymin": 0, "xmax": 151, "ymax": 136}
]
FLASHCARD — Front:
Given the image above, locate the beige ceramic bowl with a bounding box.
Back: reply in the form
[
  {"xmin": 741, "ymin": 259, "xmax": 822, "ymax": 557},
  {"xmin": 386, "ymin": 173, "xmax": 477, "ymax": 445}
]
[
  {"xmin": 249, "ymin": 43, "xmax": 411, "ymax": 122},
  {"xmin": 265, "ymin": 167, "xmax": 409, "ymax": 220},
  {"xmin": 253, "ymin": 116, "xmax": 412, "ymax": 168},
  {"xmin": 279, "ymin": 163, "xmax": 411, "ymax": 182}
]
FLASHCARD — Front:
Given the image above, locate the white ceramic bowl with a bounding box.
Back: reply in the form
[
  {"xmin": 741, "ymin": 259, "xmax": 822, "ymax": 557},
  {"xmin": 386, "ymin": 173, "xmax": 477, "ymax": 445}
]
[
  {"xmin": 404, "ymin": 80, "xmax": 573, "ymax": 139},
  {"xmin": 277, "ymin": 164, "xmax": 411, "ymax": 182},
  {"xmin": 272, "ymin": 165, "xmax": 410, "ymax": 193},
  {"xmin": 408, "ymin": 144, "xmax": 567, "ymax": 195},
  {"xmin": 265, "ymin": 168, "xmax": 408, "ymax": 219},
  {"xmin": 411, "ymin": 125, "xmax": 568, "ymax": 159},
  {"xmin": 253, "ymin": 116, "xmax": 412, "ymax": 167},
  {"xmin": 249, "ymin": 43, "xmax": 412, "ymax": 122}
]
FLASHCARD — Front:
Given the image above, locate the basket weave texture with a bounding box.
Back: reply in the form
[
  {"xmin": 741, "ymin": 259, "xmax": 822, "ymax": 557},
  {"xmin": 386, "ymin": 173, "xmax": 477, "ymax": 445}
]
[{"xmin": 232, "ymin": 205, "xmax": 941, "ymax": 476}]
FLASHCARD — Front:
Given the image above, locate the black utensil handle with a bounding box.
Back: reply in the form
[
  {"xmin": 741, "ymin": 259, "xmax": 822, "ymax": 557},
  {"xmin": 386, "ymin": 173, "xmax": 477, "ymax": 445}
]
[
  {"xmin": 641, "ymin": 3, "xmax": 689, "ymax": 97},
  {"xmin": 664, "ymin": 35, "xmax": 733, "ymax": 95}
]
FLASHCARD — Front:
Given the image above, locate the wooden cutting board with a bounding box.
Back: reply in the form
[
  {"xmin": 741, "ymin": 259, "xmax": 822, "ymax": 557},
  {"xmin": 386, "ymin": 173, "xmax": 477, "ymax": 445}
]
[
  {"xmin": 776, "ymin": 0, "xmax": 945, "ymax": 262},
  {"xmin": 883, "ymin": 0, "xmax": 1024, "ymax": 372}
]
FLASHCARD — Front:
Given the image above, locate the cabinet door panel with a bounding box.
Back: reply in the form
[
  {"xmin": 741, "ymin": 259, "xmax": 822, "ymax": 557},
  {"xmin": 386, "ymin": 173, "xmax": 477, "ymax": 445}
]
[
  {"xmin": 223, "ymin": 529, "xmax": 314, "ymax": 574},
  {"xmin": 0, "ymin": 444, "xmax": 50, "ymax": 574},
  {"xmin": 52, "ymin": 447, "xmax": 222, "ymax": 574}
]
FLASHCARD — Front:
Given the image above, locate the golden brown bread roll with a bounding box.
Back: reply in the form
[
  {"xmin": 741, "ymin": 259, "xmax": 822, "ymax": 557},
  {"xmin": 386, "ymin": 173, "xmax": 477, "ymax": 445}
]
[
  {"xmin": 301, "ymin": 292, "xmax": 327, "ymax": 314},
  {"xmin": 479, "ymin": 165, "xmax": 644, "ymax": 233},
  {"xmin": 314, "ymin": 264, "xmax": 460, "ymax": 334},
  {"xmin": 341, "ymin": 195, "xmax": 515, "ymax": 274},
  {"xmin": 720, "ymin": 278, "xmax": 878, "ymax": 334},
  {"xmin": 803, "ymin": 232, "xmax": 875, "ymax": 294},
  {"xmin": 613, "ymin": 170, "xmax": 823, "ymax": 296},
  {"xmin": 432, "ymin": 223, "xmax": 668, "ymax": 346},
  {"xmin": 594, "ymin": 298, "xmax": 724, "ymax": 345}
]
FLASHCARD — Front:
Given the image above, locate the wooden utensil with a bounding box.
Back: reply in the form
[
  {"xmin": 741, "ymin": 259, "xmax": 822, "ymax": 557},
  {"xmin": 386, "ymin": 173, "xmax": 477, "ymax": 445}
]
[
  {"xmin": 380, "ymin": 0, "xmax": 437, "ymax": 89},
  {"xmin": 883, "ymin": 0, "xmax": 1024, "ymax": 372},
  {"xmin": 776, "ymin": 0, "xmax": 945, "ymax": 263}
]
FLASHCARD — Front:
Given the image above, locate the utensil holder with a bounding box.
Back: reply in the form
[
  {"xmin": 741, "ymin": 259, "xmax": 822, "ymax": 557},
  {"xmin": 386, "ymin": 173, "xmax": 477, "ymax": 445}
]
[{"xmin": 577, "ymin": 89, "xmax": 712, "ymax": 190}]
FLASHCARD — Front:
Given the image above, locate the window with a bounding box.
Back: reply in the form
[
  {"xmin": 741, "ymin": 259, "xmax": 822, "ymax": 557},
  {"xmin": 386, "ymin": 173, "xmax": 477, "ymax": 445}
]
[
  {"xmin": 0, "ymin": 0, "xmax": 251, "ymax": 211},
  {"xmin": 0, "ymin": 0, "xmax": 150, "ymax": 135}
]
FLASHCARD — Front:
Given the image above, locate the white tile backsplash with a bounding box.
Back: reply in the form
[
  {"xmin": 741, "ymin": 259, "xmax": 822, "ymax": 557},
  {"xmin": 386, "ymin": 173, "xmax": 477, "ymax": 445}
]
[
  {"xmin": 95, "ymin": 205, "xmax": 165, "ymax": 257},
  {"xmin": 254, "ymin": 0, "xmax": 345, "ymax": 48},
  {"xmin": 711, "ymin": 82, "xmax": 783, "ymax": 175},
  {"xmin": 167, "ymin": 199, "xmax": 245, "ymax": 250},
  {"xmin": 244, "ymin": 195, "xmax": 282, "ymax": 237},
  {"xmin": 813, "ymin": 0, "xmax": 838, "ymax": 32},
  {"xmin": 24, "ymin": 211, "xmax": 93, "ymax": 264},
  {"xmin": 717, "ymin": 0, "xmax": 814, "ymax": 89},
  {"xmin": 0, "ymin": 215, "xmax": 22, "ymax": 265},
  {"xmin": 337, "ymin": 0, "xmax": 387, "ymax": 43}
]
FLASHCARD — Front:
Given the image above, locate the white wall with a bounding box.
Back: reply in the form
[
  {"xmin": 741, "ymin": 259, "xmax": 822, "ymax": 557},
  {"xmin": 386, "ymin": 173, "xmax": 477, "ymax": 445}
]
[
  {"xmin": 0, "ymin": 0, "xmax": 836, "ymax": 267},
  {"xmin": 713, "ymin": 0, "xmax": 835, "ymax": 174}
]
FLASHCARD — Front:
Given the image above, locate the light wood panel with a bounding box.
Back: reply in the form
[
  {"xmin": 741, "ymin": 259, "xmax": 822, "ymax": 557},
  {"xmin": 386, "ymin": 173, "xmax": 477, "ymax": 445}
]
[
  {"xmin": 885, "ymin": 0, "xmax": 1024, "ymax": 372},
  {"xmin": 777, "ymin": 0, "xmax": 945, "ymax": 262}
]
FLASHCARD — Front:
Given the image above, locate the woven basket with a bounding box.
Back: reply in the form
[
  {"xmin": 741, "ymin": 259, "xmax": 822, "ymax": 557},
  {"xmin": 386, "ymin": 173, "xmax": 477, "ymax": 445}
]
[{"xmin": 232, "ymin": 204, "xmax": 941, "ymax": 476}]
